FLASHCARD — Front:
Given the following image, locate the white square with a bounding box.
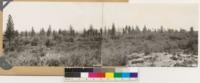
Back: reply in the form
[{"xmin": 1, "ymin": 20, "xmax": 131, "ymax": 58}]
[{"xmin": 81, "ymin": 72, "xmax": 89, "ymax": 78}]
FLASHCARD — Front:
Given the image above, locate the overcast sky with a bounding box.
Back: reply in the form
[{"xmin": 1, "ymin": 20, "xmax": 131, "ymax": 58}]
[{"xmin": 3, "ymin": 2, "xmax": 198, "ymax": 32}]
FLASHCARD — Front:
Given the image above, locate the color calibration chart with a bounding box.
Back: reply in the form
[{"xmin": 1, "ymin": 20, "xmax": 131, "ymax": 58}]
[{"xmin": 64, "ymin": 67, "xmax": 138, "ymax": 82}]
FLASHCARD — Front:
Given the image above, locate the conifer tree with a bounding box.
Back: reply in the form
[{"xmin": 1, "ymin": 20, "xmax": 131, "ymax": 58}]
[
  {"xmin": 160, "ymin": 26, "xmax": 164, "ymax": 33},
  {"xmin": 111, "ymin": 23, "xmax": 116, "ymax": 37},
  {"xmin": 128, "ymin": 26, "xmax": 131, "ymax": 33},
  {"xmin": 143, "ymin": 25, "xmax": 147, "ymax": 32},
  {"xmin": 100, "ymin": 28, "xmax": 103, "ymax": 36},
  {"xmin": 40, "ymin": 28, "xmax": 45, "ymax": 36},
  {"xmin": 69, "ymin": 25, "xmax": 75, "ymax": 36},
  {"xmin": 104, "ymin": 27, "xmax": 107, "ymax": 35},
  {"xmin": 25, "ymin": 31, "xmax": 28, "ymax": 37},
  {"xmin": 47, "ymin": 25, "xmax": 52, "ymax": 36},
  {"xmin": 123, "ymin": 28, "xmax": 126, "ymax": 34},
  {"xmin": 190, "ymin": 26, "xmax": 194, "ymax": 34},
  {"xmin": 31, "ymin": 27, "xmax": 35, "ymax": 37},
  {"xmin": 5, "ymin": 15, "xmax": 15, "ymax": 48},
  {"xmin": 83, "ymin": 28, "xmax": 87, "ymax": 37},
  {"xmin": 58, "ymin": 29, "xmax": 62, "ymax": 35},
  {"xmin": 89, "ymin": 25, "xmax": 94, "ymax": 36},
  {"xmin": 135, "ymin": 25, "xmax": 140, "ymax": 33}
]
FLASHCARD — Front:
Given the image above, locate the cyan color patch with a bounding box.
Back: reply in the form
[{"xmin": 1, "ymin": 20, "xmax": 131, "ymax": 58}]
[{"xmin": 121, "ymin": 72, "xmax": 130, "ymax": 78}]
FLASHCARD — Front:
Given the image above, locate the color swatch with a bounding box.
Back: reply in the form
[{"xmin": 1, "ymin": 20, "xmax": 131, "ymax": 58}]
[
  {"xmin": 65, "ymin": 67, "xmax": 138, "ymax": 81},
  {"xmin": 105, "ymin": 72, "xmax": 114, "ymax": 78}
]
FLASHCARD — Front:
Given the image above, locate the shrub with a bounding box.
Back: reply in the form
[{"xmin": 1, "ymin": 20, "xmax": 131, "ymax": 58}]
[
  {"xmin": 31, "ymin": 37, "xmax": 39, "ymax": 46},
  {"xmin": 45, "ymin": 39, "xmax": 54, "ymax": 47},
  {"xmin": 47, "ymin": 59, "xmax": 60, "ymax": 66}
]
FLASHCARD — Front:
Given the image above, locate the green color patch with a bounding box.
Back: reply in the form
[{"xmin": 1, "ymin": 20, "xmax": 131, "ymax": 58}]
[{"xmin": 114, "ymin": 72, "xmax": 122, "ymax": 78}]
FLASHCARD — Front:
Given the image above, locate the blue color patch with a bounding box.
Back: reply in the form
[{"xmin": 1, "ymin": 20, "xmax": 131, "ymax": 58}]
[{"xmin": 130, "ymin": 73, "xmax": 138, "ymax": 78}]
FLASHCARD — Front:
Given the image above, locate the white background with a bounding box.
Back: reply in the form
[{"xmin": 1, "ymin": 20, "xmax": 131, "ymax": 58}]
[{"xmin": 0, "ymin": 0, "xmax": 200, "ymax": 83}]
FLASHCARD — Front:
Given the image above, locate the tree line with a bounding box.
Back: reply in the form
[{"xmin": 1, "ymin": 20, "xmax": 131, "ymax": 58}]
[{"xmin": 4, "ymin": 15, "xmax": 198, "ymax": 54}]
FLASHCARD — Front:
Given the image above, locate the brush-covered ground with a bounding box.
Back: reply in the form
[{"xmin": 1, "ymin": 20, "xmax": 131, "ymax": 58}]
[
  {"xmin": 102, "ymin": 31, "xmax": 198, "ymax": 67},
  {"xmin": 3, "ymin": 18, "xmax": 198, "ymax": 67},
  {"xmin": 3, "ymin": 30, "xmax": 197, "ymax": 67},
  {"xmin": 3, "ymin": 35, "xmax": 102, "ymax": 67}
]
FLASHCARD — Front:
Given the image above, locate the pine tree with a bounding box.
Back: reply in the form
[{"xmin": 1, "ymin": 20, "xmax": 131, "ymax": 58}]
[
  {"xmin": 58, "ymin": 29, "xmax": 62, "ymax": 35},
  {"xmin": 125, "ymin": 25, "xmax": 128, "ymax": 33},
  {"xmin": 83, "ymin": 28, "xmax": 87, "ymax": 37},
  {"xmin": 69, "ymin": 25, "xmax": 75, "ymax": 36},
  {"xmin": 62, "ymin": 30, "xmax": 67, "ymax": 36},
  {"xmin": 5, "ymin": 15, "xmax": 15, "ymax": 48},
  {"xmin": 111, "ymin": 23, "xmax": 116, "ymax": 37},
  {"xmin": 190, "ymin": 26, "xmax": 194, "ymax": 34},
  {"xmin": 25, "ymin": 31, "xmax": 28, "ymax": 37},
  {"xmin": 40, "ymin": 28, "xmax": 45, "ymax": 36},
  {"xmin": 143, "ymin": 25, "xmax": 147, "ymax": 32},
  {"xmin": 47, "ymin": 25, "xmax": 52, "ymax": 36},
  {"xmin": 52, "ymin": 30, "xmax": 57, "ymax": 36},
  {"xmin": 123, "ymin": 28, "xmax": 126, "ymax": 34},
  {"xmin": 135, "ymin": 25, "xmax": 140, "ymax": 33},
  {"xmin": 89, "ymin": 25, "xmax": 94, "ymax": 36},
  {"xmin": 104, "ymin": 27, "xmax": 107, "ymax": 35},
  {"xmin": 160, "ymin": 26, "xmax": 164, "ymax": 33},
  {"xmin": 128, "ymin": 26, "xmax": 131, "ymax": 34},
  {"xmin": 52, "ymin": 30, "xmax": 58, "ymax": 40},
  {"xmin": 31, "ymin": 27, "xmax": 35, "ymax": 37},
  {"xmin": 100, "ymin": 28, "xmax": 103, "ymax": 36}
]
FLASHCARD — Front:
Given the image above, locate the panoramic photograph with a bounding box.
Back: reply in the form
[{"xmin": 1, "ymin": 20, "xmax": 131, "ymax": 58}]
[
  {"xmin": 102, "ymin": 3, "xmax": 198, "ymax": 67},
  {"xmin": 2, "ymin": 2, "xmax": 198, "ymax": 67}
]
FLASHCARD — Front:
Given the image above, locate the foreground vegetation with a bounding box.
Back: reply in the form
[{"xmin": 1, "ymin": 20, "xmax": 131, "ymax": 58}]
[
  {"xmin": 102, "ymin": 25, "xmax": 198, "ymax": 67},
  {"xmin": 3, "ymin": 15, "xmax": 198, "ymax": 67}
]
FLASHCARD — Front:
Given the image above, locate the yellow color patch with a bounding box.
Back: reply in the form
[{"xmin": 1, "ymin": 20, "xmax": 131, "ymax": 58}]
[{"xmin": 105, "ymin": 72, "xmax": 114, "ymax": 78}]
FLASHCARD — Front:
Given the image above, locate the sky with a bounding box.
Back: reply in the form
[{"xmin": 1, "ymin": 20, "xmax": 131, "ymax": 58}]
[{"xmin": 3, "ymin": 2, "xmax": 198, "ymax": 32}]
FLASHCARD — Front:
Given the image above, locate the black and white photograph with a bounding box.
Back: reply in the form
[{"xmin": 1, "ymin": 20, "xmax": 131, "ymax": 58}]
[
  {"xmin": 2, "ymin": 2, "xmax": 198, "ymax": 67},
  {"xmin": 101, "ymin": 3, "xmax": 198, "ymax": 67},
  {"xmin": 3, "ymin": 2, "xmax": 103, "ymax": 66}
]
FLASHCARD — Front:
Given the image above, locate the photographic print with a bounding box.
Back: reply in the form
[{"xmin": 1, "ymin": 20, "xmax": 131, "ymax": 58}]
[
  {"xmin": 102, "ymin": 3, "xmax": 198, "ymax": 67},
  {"xmin": 1, "ymin": 2, "xmax": 198, "ymax": 67},
  {"xmin": 2, "ymin": 2, "xmax": 103, "ymax": 67}
]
